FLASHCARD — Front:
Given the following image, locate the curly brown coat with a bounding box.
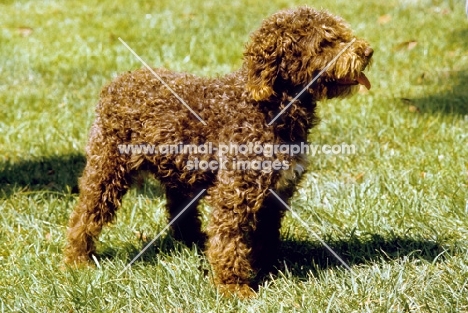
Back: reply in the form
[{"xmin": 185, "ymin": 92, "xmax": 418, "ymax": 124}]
[{"xmin": 64, "ymin": 6, "xmax": 373, "ymax": 298}]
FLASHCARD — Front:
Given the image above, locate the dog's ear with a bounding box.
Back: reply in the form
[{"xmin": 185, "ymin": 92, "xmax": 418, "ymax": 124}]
[{"xmin": 243, "ymin": 31, "xmax": 281, "ymax": 101}]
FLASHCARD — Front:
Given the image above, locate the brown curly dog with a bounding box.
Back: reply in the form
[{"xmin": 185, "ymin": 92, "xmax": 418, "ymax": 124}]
[{"xmin": 65, "ymin": 6, "xmax": 373, "ymax": 298}]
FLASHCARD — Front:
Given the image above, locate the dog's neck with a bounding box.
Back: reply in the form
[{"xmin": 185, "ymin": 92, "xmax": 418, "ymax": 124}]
[
  {"xmin": 258, "ymin": 90, "xmax": 319, "ymax": 144},
  {"xmin": 234, "ymin": 66, "xmax": 320, "ymax": 144}
]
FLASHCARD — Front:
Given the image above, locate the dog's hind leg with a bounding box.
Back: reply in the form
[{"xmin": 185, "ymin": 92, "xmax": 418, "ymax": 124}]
[
  {"xmin": 64, "ymin": 123, "xmax": 132, "ymax": 264},
  {"xmin": 165, "ymin": 186, "xmax": 206, "ymax": 248}
]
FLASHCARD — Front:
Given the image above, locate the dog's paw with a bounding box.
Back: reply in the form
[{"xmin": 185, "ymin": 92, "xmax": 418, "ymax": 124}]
[
  {"xmin": 61, "ymin": 257, "xmax": 94, "ymax": 272},
  {"xmin": 218, "ymin": 283, "xmax": 257, "ymax": 299}
]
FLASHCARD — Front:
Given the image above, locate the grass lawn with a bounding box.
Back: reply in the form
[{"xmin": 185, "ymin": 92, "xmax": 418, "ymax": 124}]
[{"xmin": 1, "ymin": 0, "xmax": 468, "ymax": 311}]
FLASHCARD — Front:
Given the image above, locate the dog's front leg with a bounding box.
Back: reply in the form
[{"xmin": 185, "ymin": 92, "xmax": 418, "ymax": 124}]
[
  {"xmin": 205, "ymin": 172, "xmax": 269, "ymax": 298},
  {"xmin": 206, "ymin": 203, "xmax": 257, "ymax": 298}
]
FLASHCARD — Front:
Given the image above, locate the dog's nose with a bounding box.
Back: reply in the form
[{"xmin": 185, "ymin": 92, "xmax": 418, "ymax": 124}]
[{"xmin": 365, "ymin": 47, "xmax": 374, "ymax": 57}]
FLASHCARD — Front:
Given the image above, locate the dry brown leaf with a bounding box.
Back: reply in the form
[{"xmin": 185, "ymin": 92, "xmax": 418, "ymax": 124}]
[
  {"xmin": 135, "ymin": 231, "xmax": 147, "ymax": 241},
  {"xmin": 407, "ymin": 41, "xmax": 418, "ymax": 50},
  {"xmin": 400, "ymin": 98, "xmax": 413, "ymax": 104},
  {"xmin": 378, "ymin": 14, "xmax": 392, "ymax": 24},
  {"xmin": 355, "ymin": 172, "xmax": 365, "ymax": 182},
  {"xmin": 394, "ymin": 40, "xmax": 418, "ymax": 51},
  {"xmin": 17, "ymin": 27, "xmax": 33, "ymax": 37}
]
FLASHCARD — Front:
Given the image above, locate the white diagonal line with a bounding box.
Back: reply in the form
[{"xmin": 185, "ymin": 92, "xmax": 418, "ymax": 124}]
[
  {"xmin": 118, "ymin": 188, "xmax": 206, "ymax": 277},
  {"xmin": 118, "ymin": 37, "xmax": 207, "ymax": 126},
  {"xmin": 268, "ymin": 189, "xmax": 354, "ymax": 273},
  {"xmin": 268, "ymin": 38, "xmax": 357, "ymax": 126}
]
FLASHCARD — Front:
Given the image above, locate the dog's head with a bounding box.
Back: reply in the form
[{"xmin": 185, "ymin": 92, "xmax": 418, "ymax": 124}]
[{"xmin": 244, "ymin": 7, "xmax": 373, "ymax": 101}]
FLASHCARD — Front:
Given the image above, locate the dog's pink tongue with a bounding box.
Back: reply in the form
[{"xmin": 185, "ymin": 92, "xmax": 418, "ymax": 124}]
[{"xmin": 357, "ymin": 73, "xmax": 371, "ymax": 90}]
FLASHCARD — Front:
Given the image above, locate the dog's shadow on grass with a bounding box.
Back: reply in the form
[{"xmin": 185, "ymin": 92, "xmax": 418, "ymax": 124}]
[
  {"xmin": 408, "ymin": 28, "xmax": 468, "ymax": 116},
  {"xmin": 270, "ymin": 234, "xmax": 448, "ymax": 281},
  {"xmin": 102, "ymin": 230, "xmax": 449, "ymax": 285},
  {"xmin": 409, "ymin": 69, "xmax": 468, "ymax": 116},
  {"xmin": 0, "ymin": 153, "xmax": 86, "ymax": 197}
]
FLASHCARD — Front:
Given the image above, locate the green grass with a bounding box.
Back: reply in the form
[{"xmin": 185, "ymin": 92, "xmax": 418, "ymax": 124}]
[{"xmin": 1, "ymin": 0, "xmax": 468, "ymax": 311}]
